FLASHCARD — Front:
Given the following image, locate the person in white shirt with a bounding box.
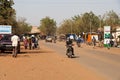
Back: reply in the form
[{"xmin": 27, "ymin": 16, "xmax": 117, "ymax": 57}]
[{"xmin": 11, "ymin": 34, "xmax": 20, "ymax": 57}]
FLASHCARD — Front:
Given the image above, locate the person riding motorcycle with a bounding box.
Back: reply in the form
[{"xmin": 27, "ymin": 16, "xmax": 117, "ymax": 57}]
[
  {"xmin": 76, "ymin": 36, "xmax": 81, "ymax": 47},
  {"xmin": 66, "ymin": 37, "xmax": 74, "ymax": 55}
]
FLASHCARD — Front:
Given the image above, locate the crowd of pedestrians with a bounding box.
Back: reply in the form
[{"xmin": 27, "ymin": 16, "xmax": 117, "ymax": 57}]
[
  {"xmin": 10, "ymin": 34, "xmax": 40, "ymax": 58},
  {"xmin": 10, "ymin": 33, "xmax": 119, "ymax": 58},
  {"xmin": 23, "ymin": 35, "xmax": 39, "ymax": 50}
]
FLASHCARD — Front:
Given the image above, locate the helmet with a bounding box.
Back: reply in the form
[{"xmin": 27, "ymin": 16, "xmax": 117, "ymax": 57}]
[{"xmin": 31, "ymin": 35, "xmax": 35, "ymax": 37}]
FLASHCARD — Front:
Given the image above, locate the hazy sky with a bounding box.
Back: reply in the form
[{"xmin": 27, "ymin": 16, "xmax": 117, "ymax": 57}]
[{"xmin": 13, "ymin": 0, "xmax": 120, "ymax": 26}]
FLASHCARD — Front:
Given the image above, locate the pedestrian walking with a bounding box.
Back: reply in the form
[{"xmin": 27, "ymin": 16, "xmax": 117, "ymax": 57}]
[
  {"xmin": 31, "ymin": 35, "xmax": 36, "ymax": 49},
  {"xmin": 92, "ymin": 36, "xmax": 96, "ymax": 48},
  {"xmin": 106, "ymin": 40, "xmax": 110, "ymax": 49},
  {"xmin": 23, "ymin": 36, "xmax": 28, "ymax": 49},
  {"xmin": 28, "ymin": 37, "xmax": 32, "ymax": 50},
  {"xmin": 35, "ymin": 36, "xmax": 38, "ymax": 48},
  {"xmin": 11, "ymin": 33, "xmax": 20, "ymax": 58}
]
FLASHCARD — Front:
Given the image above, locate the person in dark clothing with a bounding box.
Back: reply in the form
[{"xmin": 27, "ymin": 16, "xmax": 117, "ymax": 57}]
[
  {"xmin": 76, "ymin": 37, "xmax": 81, "ymax": 47},
  {"xmin": 92, "ymin": 36, "xmax": 96, "ymax": 48},
  {"xmin": 66, "ymin": 37, "xmax": 74, "ymax": 55},
  {"xmin": 110, "ymin": 39, "xmax": 114, "ymax": 47},
  {"xmin": 31, "ymin": 35, "xmax": 36, "ymax": 49},
  {"xmin": 23, "ymin": 36, "xmax": 28, "ymax": 49},
  {"xmin": 28, "ymin": 37, "xmax": 32, "ymax": 50}
]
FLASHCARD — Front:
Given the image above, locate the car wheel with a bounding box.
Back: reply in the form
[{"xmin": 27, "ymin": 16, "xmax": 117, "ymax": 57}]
[{"xmin": 1, "ymin": 50, "xmax": 5, "ymax": 53}]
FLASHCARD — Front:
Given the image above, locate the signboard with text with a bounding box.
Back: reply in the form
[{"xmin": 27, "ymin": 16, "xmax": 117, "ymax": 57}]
[
  {"xmin": 104, "ymin": 26, "xmax": 111, "ymax": 46},
  {"xmin": 0, "ymin": 25, "xmax": 12, "ymax": 34}
]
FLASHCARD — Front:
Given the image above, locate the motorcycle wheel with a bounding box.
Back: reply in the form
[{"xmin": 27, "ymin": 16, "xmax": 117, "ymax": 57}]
[{"xmin": 67, "ymin": 50, "xmax": 72, "ymax": 58}]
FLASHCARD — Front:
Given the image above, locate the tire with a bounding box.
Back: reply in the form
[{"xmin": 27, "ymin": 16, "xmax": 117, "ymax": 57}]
[
  {"xmin": 67, "ymin": 50, "xmax": 72, "ymax": 58},
  {"xmin": 1, "ymin": 50, "xmax": 5, "ymax": 53}
]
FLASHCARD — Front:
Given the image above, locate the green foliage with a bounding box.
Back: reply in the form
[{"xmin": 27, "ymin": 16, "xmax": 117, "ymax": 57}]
[
  {"xmin": 0, "ymin": 0, "xmax": 31, "ymax": 35},
  {"xmin": 58, "ymin": 11, "xmax": 100, "ymax": 34},
  {"xmin": 58, "ymin": 19, "xmax": 72, "ymax": 34},
  {"xmin": 13, "ymin": 17, "xmax": 32, "ymax": 35},
  {"xmin": 57, "ymin": 10, "xmax": 120, "ymax": 35},
  {"xmin": 103, "ymin": 10, "xmax": 120, "ymax": 31},
  {"xmin": 39, "ymin": 17, "xmax": 57, "ymax": 36},
  {"xmin": 0, "ymin": 0, "xmax": 15, "ymax": 25}
]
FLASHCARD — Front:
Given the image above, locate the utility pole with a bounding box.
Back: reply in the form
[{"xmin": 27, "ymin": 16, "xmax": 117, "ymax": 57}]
[
  {"xmin": 90, "ymin": 14, "xmax": 92, "ymax": 35},
  {"xmin": 70, "ymin": 20, "xmax": 72, "ymax": 34},
  {"xmin": 90, "ymin": 19, "xmax": 92, "ymax": 35}
]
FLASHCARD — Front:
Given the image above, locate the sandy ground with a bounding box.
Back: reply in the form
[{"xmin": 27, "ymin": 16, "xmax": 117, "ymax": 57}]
[{"xmin": 0, "ymin": 41, "xmax": 110, "ymax": 80}]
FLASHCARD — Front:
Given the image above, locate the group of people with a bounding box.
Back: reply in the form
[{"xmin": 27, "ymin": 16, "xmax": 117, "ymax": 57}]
[
  {"xmin": 23, "ymin": 35, "xmax": 39, "ymax": 50},
  {"xmin": 11, "ymin": 34, "xmax": 39, "ymax": 58}
]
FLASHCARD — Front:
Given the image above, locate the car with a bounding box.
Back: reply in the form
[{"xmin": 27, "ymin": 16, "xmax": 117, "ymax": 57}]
[
  {"xmin": 45, "ymin": 36, "xmax": 53, "ymax": 42},
  {"xmin": 0, "ymin": 34, "xmax": 20, "ymax": 53}
]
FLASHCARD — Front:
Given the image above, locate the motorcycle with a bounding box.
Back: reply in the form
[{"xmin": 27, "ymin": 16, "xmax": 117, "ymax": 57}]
[{"xmin": 66, "ymin": 44, "xmax": 74, "ymax": 58}]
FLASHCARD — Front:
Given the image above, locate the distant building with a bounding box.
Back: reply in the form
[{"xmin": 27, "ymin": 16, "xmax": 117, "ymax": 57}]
[{"xmin": 31, "ymin": 26, "xmax": 40, "ymax": 34}]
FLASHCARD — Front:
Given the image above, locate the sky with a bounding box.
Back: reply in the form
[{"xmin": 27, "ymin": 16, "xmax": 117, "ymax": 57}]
[{"xmin": 13, "ymin": 0, "xmax": 120, "ymax": 26}]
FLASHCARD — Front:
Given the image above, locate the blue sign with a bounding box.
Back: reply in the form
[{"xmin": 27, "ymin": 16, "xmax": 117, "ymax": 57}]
[{"xmin": 0, "ymin": 25, "xmax": 12, "ymax": 34}]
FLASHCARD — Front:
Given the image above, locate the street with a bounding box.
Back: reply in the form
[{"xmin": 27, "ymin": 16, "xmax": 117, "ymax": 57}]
[
  {"xmin": 42, "ymin": 40, "xmax": 120, "ymax": 80},
  {"xmin": 0, "ymin": 40, "xmax": 120, "ymax": 80}
]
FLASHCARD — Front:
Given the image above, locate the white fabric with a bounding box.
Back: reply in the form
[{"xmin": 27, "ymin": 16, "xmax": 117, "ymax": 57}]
[
  {"xmin": 11, "ymin": 35, "xmax": 19, "ymax": 47},
  {"xmin": 70, "ymin": 35, "xmax": 74, "ymax": 39}
]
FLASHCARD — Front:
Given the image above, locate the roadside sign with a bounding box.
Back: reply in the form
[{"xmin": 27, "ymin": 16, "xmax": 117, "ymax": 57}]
[
  {"xmin": 104, "ymin": 26, "xmax": 111, "ymax": 47},
  {"xmin": 0, "ymin": 25, "xmax": 12, "ymax": 34}
]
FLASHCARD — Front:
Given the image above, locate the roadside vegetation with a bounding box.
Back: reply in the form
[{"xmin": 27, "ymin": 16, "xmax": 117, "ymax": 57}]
[
  {"xmin": 0, "ymin": 0, "xmax": 32, "ymax": 35},
  {"xmin": 0, "ymin": 0, "xmax": 120, "ymax": 36},
  {"xmin": 57, "ymin": 11, "xmax": 120, "ymax": 35}
]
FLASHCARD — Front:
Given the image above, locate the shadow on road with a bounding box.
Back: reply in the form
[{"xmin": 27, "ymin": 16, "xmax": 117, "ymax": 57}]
[
  {"xmin": 21, "ymin": 49, "xmax": 54, "ymax": 54},
  {"xmin": 0, "ymin": 49, "xmax": 54, "ymax": 57},
  {"xmin": 71, "ymin": 55, "xmax": 80, "ymax": 58}
]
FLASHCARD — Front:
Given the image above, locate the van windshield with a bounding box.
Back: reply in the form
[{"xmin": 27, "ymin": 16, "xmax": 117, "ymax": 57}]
[{"xmin": 0, "ymin": 34, "xmax": 12, "ymax": 41}]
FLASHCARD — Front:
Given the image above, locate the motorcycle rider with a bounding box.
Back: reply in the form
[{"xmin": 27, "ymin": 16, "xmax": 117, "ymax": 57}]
[
  {"xmin": 66, "ymin": 37, "xmax": 74, "ymax": 56},
  {"xmin": 76, "ymin": 36, "xmax": 81, "ymax": 47}
]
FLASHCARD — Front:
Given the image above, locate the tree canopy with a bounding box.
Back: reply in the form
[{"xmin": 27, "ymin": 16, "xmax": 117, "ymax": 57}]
[
  {"xmin": 0, "ymin": 0, "xmax": 15, "ymax": 25},
  {"xmin": 39, "ymin": 17, "xmax": 57, "ymax": 36},
  {"xmin": 58, "ymin": 11, "xmax": 120, "ymax": 35},
  {"xmin": 0, "ymin": 0, "xmax": 32, "ymax": 34}
]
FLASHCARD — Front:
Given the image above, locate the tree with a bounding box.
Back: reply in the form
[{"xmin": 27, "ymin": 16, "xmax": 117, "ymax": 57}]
[
  {"xmin": 58, "ymin": 20, "xmax": 71, "ymax": 34},
  {"xmin": 81, "ymin": 12, "xmax": 99, "ymax": 32},
  {"xmin": 58, "ymin": 11, "xmax": 120, "ymax": 36},
  {"xmin": 39, "ymin": 17, "xmax": 57, "ymax": 36},
  {"xmin": 14, "ymin": 17, "xmax": 32, "ymax": 35},
  {"xmin": 58, "ymin": 12, "xmax": 100, "ymax": 35},
  {"xmin": 71, "ymin": 12, "xmax": 99, "ymax": 33},
  {"xmin": 103, "ymin": 10, "xmax": 120, "ymax": 31},
  {"xmin": 0, "ymin": 0, "xmax": 16, "ymax": 25}
]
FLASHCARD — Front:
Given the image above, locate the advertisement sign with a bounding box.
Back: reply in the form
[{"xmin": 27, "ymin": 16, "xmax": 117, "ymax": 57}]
[
  {"xmin": 104, "ymin": 26, "xmax": 111, "ymax": 46},
  {"xmin": 0, "ymin": 25, "xmax": 12, "ymax": 34}
]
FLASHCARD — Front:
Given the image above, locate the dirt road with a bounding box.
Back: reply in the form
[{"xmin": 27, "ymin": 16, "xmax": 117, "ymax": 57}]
[
  {"xmin": 42, "ymin": 40, "xmax": 120, "ymax": 80},
  {"xmin": 0, "ymin": 41, "xmax": 107, "ymax": 80}
]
